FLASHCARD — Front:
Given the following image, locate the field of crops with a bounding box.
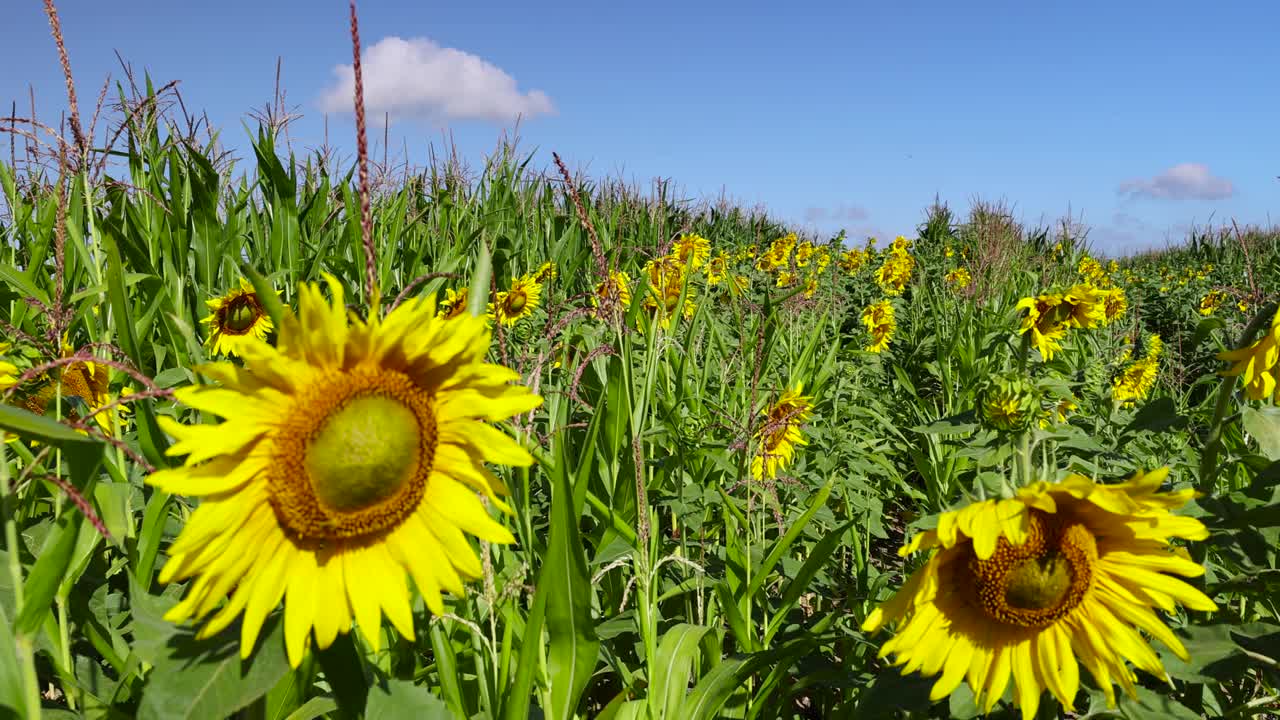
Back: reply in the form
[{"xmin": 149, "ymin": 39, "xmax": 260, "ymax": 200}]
[{"xmin": 4, "ymin": 12, "xmax": 1280, "ymax": 720}]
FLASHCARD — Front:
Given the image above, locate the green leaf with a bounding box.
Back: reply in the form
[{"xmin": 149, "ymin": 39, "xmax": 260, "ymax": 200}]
[
  {"xmin": 651, "ymin": 624, "xmax": 712, "ymax": 720},
  {"xmin": 364, "ymin": 679, "xmax": 455, "ymax": 720},
  {"xmin": 0, "ymin": 403, "xmax": 102, "ymax": 446},
  {"xmin": 765, "ymin": 519, "xmax": 857, "ymax": 644},
  {"xmin": 239, "ymin": 261, "xmax": 287, "ymax": 330},
  {"xmin": 316, "ymin": 634, "xmax": 370, "ymax": 720},
  {"xmin": 283, "ymin": 697, "xmax": 339, "ymax": 720},
  {"xmin": 1086, "ymin": 684, "xmax": 1201, "ymax": 720},
  {"xmin": 0, "ymin": 604, "xmax": 32, "ymax": 718},
  {"xmin": 135, "ymin": 603, "xmax": 292, "ymax": 720},
  {"xmin": 468, "ymin": 242, "xmax": 492, "ymax": 318},
  {"xmin": 745, "ymin": 479, "xmax": 833, "ymax": 602},
  {"xmin": 16, "ymin": 511, "xmax": 84, "ymax": 633},
  {"xmin": 1243, "ymin": 406, "xmax": 1280, "ymax": 461},
  {"xmin": 1123, "ymin": 397, "xmax": 1187, "ymax": 435}
]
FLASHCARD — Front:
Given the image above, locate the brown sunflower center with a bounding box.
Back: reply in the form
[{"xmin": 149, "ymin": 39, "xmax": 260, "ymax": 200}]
[
  {"xmin": 267, "ymin": 367, "xmax": 437, "ymax": 545},
  {"xmin": 505, "ymin": 290, "xmax": 528, "ymax": 314},
  {"xmin": 968, "ymin": 511, "xmax": 1096, "ymax": 628},
  {"xmin": 221, "ymin": 295, "xmax": 264, "ymax": 334}
]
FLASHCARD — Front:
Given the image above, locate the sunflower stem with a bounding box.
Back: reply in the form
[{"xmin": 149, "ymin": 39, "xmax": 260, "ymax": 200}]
[{"xmin": 1, "ymin": 434, "xmax": 42, "ymax": 720}]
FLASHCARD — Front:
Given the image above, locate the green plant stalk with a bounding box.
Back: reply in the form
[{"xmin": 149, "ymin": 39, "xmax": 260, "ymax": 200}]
[
  {"xmin": 1199, "ymin": 300, "xmax": 1277, "ymax": 492},
  {"xmin": 2, "ymin": 435, "xmax": 41, "ymax": 720}
]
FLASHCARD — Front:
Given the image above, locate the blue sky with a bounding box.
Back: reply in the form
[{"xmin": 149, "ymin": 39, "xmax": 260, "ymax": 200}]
[{"xmin": 4, "ymin": 1, "xmax": 1277, "ymax": 255}]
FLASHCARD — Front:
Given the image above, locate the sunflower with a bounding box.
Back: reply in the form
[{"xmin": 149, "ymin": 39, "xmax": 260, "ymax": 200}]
[
  {"xmin": 1113, "ymin": 335, "xmax": 1162, "ymax": 407},
  {"xmin": 861, "ymin": 300, "xmax": 895, "ymax": 353},
  {"xmin": 1102, "ymin": 288, "xmax": 1127, "ymax": 324},
  {"xmin": 776, "ymin": 271, "xmax": 798, "ymax": 288},
  {"xmin": 1061, "ymin": 284, "xmax": 1106, "ymax": 329},
  {"xmin": 863, "ymin": 469, "xmax": 1215, "ymax": 719},
  {"xmin": 802, "ymin": 276, "xmax": 818, "ymax": 298},
  {"xmin": 642, "ymin": 262, "xmax": 695, "ymax": 330},
  {"xmin": 670, "ymin": 233, "xmax": 711, "ymax": 270},
  {"xmin": 203, "ymin": 279, "xmax": 277, "ymax": 357},
  {"xmin": 705, "ymin": 252, "xmax": 729, "ymax": 286},
  {"xmin": 1218, "ymin": 307, "xmax": 1280, "ymax": 401},
  {"xmin": 490, "ymin": 274, "xmax": 543, "ymax": 327},
  {"xmin": 593, "ymin": 270, "xmax": 633, "ymax": 310},
  {"xmin": 839, "ymin": 248, "xmax": 868, "ymax": 274},
  {"xmin": 18, "ymin": 352, "xmax": 119, "ymax": 435},
  {"xmin": 0, "ymin": 343, "xmax": 17, "ymax": 389},
  {"xmin": 1015, "ymin": 294, "xmax": 1067, "ymax": 360},
  {"xmin": 750, "ymin": 384, "xmax": 812, "ymax": 480},
  {"xmin": 437, "ymin": 287, "xmax": 470, "ymax": 320},
  {"xmin": 795, "ymin": 241, "xmax": 816, "ymax": 268},
  {"xmin": 1198, "ymin": 290, "xmax": 1227, "ymax": 316},
  {"xmin": 813, "ymin": 247, "xmax": 831, "ymax": 273},
  {"xmin": 150, "ymin": 276, "xmax": 541, "ymax": 668},
  {"xmin": 875, "ymin": 250, "xmax": 915, "ymax": 296},
  {"xmin": 532, "ymin": 261, "xmax": 556, "ymax": 284},
  {"xmin": 945, "ymin": 267, "xmax": 972, "ymax": 290}
]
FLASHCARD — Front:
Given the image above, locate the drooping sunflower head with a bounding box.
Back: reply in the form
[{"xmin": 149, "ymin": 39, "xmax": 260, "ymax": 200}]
[
  {"xmin": 491, "ymin": 274, "xmax": 543, "ymax": 327},
  {"xmin": 863, "ymin": 469, "xmax": 1215, "ymax": 719},
  {"xmin": 150, "ymin": 275, "xmax": 542, "ymax": 668},
  {"xmin": 202, "ymin": 279, "xmax": 277, "ymax": 357},
  {"xmin": 861, "ymin": 300, "xmax": 896, "ymax": 353},
  {"xmin": 751, "ymin": 384, "xmax": 812, "ymax": 480}
]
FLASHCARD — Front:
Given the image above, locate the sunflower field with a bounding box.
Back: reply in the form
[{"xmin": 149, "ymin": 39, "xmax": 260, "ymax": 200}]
[{"xmin": 4, "ymin": 12, "xmax": 1280, "ymax": 720}]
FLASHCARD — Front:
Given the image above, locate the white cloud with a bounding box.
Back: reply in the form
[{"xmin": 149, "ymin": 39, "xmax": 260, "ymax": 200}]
[
  {"xmin": 319, "ymin": 36, "xmax": 555, "ymax": 123},
  {"xmin": 803, "ymin": 203, "xmax": 870, "ymax": 223},
  {"xmin": 1117, "ymin": 163, "xmax": 1234, "ymax": 201}
]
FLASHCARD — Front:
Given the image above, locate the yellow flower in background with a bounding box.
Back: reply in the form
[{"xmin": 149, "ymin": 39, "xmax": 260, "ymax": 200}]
[
  {"xmin": 593, "ymin": 270, "xmax": 633, "ymax": 309},
  {"xmin": 1102, "ymin": 288, "xmax": 1127, "ymax": 325},
  {"xmin": 1061, "ymin": 284, "xmax": 1106, "ymax": 329},
  {"xmin": 643, "ymin": 260, "xmax": 695, "ymax": 329},
  {"xmin": 1016, "ymin": 294, "xmax": 1067, "ymax": 360},
  {"xmin": 802, "ymin": 276, "xmax": 818, "ymax": 297},
  {"xmin": 839, "ymin": 248, "xmax": 868, "ymax": 274},
  {"xmin": 0, "ymin": 343, "xmax": 17, "ymax": 389},
  {"xmin": 862, "ymin": 300, "xmax": 896, "ymax": 353},
  {"xmin": 945, "ymin": 267, "xmax": 972, "ymax": 290},
  {"xmin": 532, "ymin": 261, "xmax": 556, "ymax": 284},
  {"xmin": 875, "ymin": 250, "xmax": 915, "ymax": 296},
  {"xmin": 1219, "ymin": 307, "xmax": 1280, "ymax": 401},
  {"xmin": 151, "ymin": 275, "xmax": 541, "ymax": 668},
  {"xmin": 437, "ymin": 287, "xmax": 470, "ymax": 320},
  {"xmin": 890, "ymin": 235, "xmax": 912, "ymax": 253},
  {"xmin": 863, "ymin": 469, "xmax": 1215, "ymax": 719},
  {"xmin": 1078, "ymin": 256, "xmax": 1107, "ymax": 286},
  {"xmin": 17, "ymin": 346, "xmax": 120, "ymax": 435},
  {"xmin": 671, "ymin": 233, "xmax": 711, "ymax": 270},
  {"xmin": 944, "ymin": 245, "xmax": 955, "ymax": 258},
  {"xmin": 202, "ymin": 279, "xmax": 277, "ymax": 357},
  {"xmin": 1040, "ymin": 397, "xmax": 1078, "ymax": 428},
  {"xmin": 776, "ymin": 270, "xmax": 798, "ymax": 288},
  {"xmin": 727, "ymin": 274, "xmax": 750, "ymax": 296},
  {"xmin": 813, "ymin": 247, "xmax": 832, "ymax": 273},
  {"xmin": 1199, "ymin": 290, "xmax": 1227, "ymax": 316},
  {"xmin": 750, "ymin": 384, "xmax": 812, "ymax": 480},
  {"xmin": 706, "ymin": 251, "xmax": 729, "ymax": 285},
  {"xmin": 1113, "ymin": 334, "xmax": 1162, "ymax": 407},
  {"xmin": 795, "ymin": 241, "xmax": 816, "ymax": 268},
  {"xmin": 491, "ymin": 274, "xmax": 543, "ymax": 326},
  {"xmin": 1238, "ymin": 300, "xmax": 1250, "ymax": 313},
  {"xmin": 771, "ymin": 232, "xmax": 798, "ymax": 258}
]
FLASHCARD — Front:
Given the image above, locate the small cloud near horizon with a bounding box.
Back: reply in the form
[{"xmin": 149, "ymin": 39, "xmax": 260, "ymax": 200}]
[
  {"xmin": 1117, "ymin": 163, "xmax": 1234, "ymax": 201},
  {"xmin": 318, "ymin": 36, "xmax": 555, "ymax": 124},
  {"xmin": 803, "ymin": 203, "xmax": 870, "ymax": 223}
]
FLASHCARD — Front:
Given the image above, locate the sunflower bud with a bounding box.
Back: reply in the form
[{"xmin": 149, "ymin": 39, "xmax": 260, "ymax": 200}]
[{"xmin": 977, "ymin": 372, "xmax": 1040, "ymax": 433}]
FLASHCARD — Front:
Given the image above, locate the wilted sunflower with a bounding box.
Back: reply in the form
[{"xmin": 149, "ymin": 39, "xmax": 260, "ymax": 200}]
[
  {"xmin": 437, "ymin": 287, "xmax": 470, "ymax": 320},
  {"xmin": 1219, "ymin": 307, "xmax": 1280, "ymax": 401},
  {"xmin": 203, "ymin": 279, "xmax": 277, "ymax": 357},
  {"xmin": 861, "ymin": 300, "xmax": 895, "ymax": 353},
  {"xmin": 593, "ymin": 270, "xmax": 633, "ymax": 309},
  {"xmin": 670, "ymin": 233, "xmax": 711, "ymax": 270},
  {"xmin": 150, "ymin": 275, "xmax": 541, "ymax": 667},
  {"xmin": 1015, "ymin": 294, "xmax": 1067, "ymax": 360},
  {"xmin": 863, "ymin": 468, "xmax": 1215, "ymax": 719},
  {"xmin": 750, "ymin": 384, "xmax": 812, "ymax": 480},
  {"xmin": 491, "ymin": 274, "xmax": 542, "ymax": 327}
]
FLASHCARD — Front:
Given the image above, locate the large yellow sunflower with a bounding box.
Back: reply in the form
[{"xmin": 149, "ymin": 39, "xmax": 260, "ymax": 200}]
[
  {"xmin": 670, "ymin": 233, "xmax": 711, "ymax": 270},
  {"xmin": 202, "ymin": 279, "xmax": 277, "ymax": 357},
  {"xmin": 750, "ymin": 384, "xmax": 812, "ymax": 480},
  {"xmin": 490, "ymin": 274, "xmax": 543, "ymax": 327},
  {"xmin": 150, "ymin": 275, "xmax": 541, "ymax": 667},
  {"xmin": 863, "ymin": 469, "xmax": 1215, "ymax": 719}
]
